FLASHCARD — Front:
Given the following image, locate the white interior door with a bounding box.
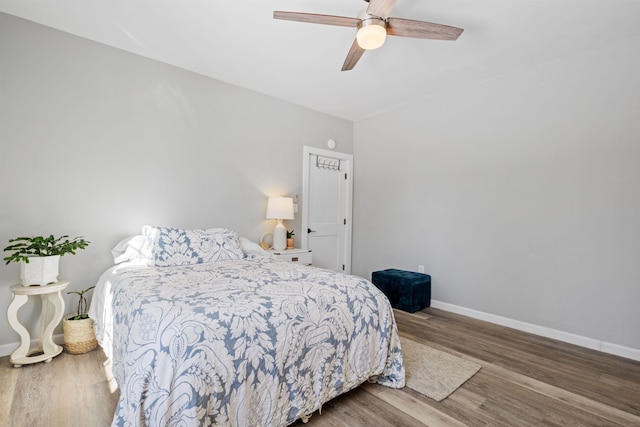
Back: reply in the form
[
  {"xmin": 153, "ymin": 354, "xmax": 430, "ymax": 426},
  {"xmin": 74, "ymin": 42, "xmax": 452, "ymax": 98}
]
[{"xmin": 302, "ymin": 146, "xmax": 353, "ymax": 273}]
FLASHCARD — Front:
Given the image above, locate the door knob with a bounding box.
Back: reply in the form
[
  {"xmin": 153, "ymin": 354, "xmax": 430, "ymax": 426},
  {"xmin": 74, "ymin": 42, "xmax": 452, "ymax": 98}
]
[{"xmin": 307, "ymin": 228, "xmax": 317, "ymax": 233}]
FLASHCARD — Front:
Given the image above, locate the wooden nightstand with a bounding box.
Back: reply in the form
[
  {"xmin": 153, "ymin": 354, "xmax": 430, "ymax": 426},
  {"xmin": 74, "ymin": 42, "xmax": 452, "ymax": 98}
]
[
  {"xmin": 270, "ymin": 248, "xmax": 312, "ymax": 265},
  {"xmin": 7, "ymin": 281, "xmax": 68, "ymax": 367}
]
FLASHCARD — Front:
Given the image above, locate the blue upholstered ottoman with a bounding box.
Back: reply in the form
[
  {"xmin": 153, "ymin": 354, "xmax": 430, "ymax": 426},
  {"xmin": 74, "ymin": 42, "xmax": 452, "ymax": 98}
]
[{"xmin": 371, "ymin": 269, "xmax": 431, "ymax": 313}]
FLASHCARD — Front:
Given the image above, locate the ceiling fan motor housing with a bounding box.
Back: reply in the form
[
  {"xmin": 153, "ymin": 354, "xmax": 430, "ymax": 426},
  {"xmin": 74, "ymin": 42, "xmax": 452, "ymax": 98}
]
[{"xmin": 356, "ymin": 10, "xmax": 387, "ymax": 50}]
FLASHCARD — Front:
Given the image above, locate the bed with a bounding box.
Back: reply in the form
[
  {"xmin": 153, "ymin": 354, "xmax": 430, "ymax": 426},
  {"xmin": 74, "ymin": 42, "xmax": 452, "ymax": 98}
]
[{"xmin": 89, "ymin": 226, "xmax": 405, "ymax": 426}]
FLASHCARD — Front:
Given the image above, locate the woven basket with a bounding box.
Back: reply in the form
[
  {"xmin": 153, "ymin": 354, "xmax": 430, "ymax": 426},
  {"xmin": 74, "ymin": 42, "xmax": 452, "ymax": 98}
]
[{"xmin": 63, "ymin": 316, "xmax": 98, "ymax": 354}]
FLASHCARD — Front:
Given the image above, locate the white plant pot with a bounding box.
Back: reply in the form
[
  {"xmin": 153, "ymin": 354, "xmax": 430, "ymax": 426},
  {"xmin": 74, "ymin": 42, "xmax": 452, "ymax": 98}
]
[{"xmin": 20, "ymin": 255, "xmax": 60, "ymax": 286}]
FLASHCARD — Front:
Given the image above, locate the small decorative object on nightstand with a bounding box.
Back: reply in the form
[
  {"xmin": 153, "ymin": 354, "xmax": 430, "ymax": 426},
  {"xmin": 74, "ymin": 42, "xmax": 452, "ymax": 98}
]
[
  {"xmin": 270, "ymin": 248, "xmax": 312, "ymax": 266},
  {"xmin": 7, "ymin": 281, "xmax": 69, "ymax": 367},
  {"xmin": 286, "ymin": 230, "xmax": 295, "ymax": 249}
]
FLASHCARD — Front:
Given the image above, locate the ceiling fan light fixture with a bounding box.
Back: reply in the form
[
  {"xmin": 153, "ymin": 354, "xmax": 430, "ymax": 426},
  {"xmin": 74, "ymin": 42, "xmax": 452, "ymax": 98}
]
[{"xmin": 356, "ymin": 18, "xmax": 386, "ymax": 50}]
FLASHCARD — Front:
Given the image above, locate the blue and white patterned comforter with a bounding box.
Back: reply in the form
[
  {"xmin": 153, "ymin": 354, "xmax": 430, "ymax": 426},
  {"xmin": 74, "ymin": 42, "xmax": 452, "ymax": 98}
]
[{"xmin": 90, "ymin": 257, "xmax": 404, "ymax": 426}]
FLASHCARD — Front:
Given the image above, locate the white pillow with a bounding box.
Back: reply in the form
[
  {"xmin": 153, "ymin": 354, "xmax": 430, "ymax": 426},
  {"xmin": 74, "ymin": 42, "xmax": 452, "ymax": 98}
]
[
  {"xmin": 239, "ymin": 237, "xmax": 268, "ymax": 257},
  {"xmin": 111, "ymin": 235, "xmax": 153, "ymax": 264}
]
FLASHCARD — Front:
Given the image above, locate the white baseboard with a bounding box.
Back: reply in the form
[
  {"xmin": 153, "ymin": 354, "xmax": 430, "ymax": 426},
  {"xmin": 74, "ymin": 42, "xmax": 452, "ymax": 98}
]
[
  {"xmin": 0, "ymin": 333, "xmax": 65, "ymax": 358},
  {"xmin": 430, "ymin": 300, "xmax": 640, "ymax": 362}
]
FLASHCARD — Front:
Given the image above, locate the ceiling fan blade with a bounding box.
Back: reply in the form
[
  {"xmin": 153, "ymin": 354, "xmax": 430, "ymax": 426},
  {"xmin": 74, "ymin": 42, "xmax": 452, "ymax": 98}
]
[
  {"xmin": 366, "ymin": 0, "xmax": 398, "ymax": 20},
  {"xmin": 386, "ymin": 18, "xmax": 464, "ymax": 40},
  {"xmin": 341, "ymin": 39, "xmax": 366, "ymax": 71},
  {"xmin": 274, "ymin": 11, "xmax": 359, "ymax": 28}
]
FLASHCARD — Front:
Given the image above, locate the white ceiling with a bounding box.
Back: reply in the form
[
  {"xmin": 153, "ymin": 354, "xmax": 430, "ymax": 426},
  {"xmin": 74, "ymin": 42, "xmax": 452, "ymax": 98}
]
[{"xmin": 1, "ymin": 0, "xmax": 639, "ymax": 121}]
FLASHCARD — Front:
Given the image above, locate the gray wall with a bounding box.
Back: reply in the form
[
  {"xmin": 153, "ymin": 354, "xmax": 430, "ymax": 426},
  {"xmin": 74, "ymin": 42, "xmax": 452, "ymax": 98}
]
[
  {"xmin": 0, "ymin": 13, "xmax": 353, "ymax": 351},
  {"xmin": 352, "ymin": 35, "xmax": 640, "ymax": 350}
]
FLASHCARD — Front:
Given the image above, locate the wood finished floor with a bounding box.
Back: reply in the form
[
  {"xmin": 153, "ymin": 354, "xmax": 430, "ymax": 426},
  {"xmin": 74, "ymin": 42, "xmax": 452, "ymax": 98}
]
[{"xmin": 2, "ymin": 307, "xmax": 639, "ymax": 426}]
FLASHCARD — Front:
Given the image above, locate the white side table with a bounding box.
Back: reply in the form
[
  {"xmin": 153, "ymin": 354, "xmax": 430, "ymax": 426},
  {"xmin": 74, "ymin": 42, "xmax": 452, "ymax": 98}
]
[{"xmin": 7, "ymin": 281, "xmax": 69, "ymax": 367}]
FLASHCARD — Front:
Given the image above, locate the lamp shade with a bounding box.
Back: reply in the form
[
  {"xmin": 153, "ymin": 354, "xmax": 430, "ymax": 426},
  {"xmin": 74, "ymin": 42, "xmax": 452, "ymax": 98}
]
[{"xmin": 266, "ymin": 197, "xmax": 294, "ymax": 220}]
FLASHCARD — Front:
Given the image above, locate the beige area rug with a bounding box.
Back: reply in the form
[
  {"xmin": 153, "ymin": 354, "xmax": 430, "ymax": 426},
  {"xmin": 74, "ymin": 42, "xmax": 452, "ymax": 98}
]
[{"xmin": 401, "ymin": 336, "xmax": 481, "ymax": 402}]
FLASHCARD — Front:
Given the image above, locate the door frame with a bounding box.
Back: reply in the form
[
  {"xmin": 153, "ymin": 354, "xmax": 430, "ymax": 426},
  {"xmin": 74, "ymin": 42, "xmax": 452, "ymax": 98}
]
[{"xmin": 301, "ymin": 146, "xmax": 354, "ymax": 273}]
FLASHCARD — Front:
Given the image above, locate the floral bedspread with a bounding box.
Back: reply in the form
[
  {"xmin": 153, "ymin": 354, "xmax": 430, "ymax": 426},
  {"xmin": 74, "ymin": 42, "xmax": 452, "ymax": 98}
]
[{"xmin": 93, "ymin": 257, "xmax": 404, "ymax": 426}]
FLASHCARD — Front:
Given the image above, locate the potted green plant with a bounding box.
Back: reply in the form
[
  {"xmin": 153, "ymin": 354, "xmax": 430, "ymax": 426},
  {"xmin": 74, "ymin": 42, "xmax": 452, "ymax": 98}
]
[
  {"xmin": 63, "ymin": 285, "xmax": 98, "ymax": 354},
  {"xmin": 286, "ymin": 229, "xmax": 295, "ymax": 249},
  {"xmin": 3, "ymin": 235, "xmax": 90, "ymax": 286}
]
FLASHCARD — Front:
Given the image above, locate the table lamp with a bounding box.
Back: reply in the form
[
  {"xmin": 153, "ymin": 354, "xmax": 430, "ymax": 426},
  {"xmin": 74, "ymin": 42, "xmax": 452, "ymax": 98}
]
[{"xmin": 266, "ymin": 197, "xmax": 294, "ymax": 251}]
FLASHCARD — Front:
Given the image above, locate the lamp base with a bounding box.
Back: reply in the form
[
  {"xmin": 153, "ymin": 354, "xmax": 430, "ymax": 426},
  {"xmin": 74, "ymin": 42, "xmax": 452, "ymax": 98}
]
[{"xmin": 273, "ymin": 220, "xmax": 287, "ymax": 251}]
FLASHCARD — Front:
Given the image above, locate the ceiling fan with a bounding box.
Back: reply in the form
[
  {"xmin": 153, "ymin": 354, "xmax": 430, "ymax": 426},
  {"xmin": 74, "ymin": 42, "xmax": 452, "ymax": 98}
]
[{"xmin": 273, "ymin": 0, "xmax": 463, "ymax": 71}]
